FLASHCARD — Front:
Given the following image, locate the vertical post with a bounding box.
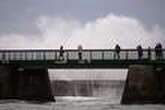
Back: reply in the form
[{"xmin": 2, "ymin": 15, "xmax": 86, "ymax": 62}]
[
  {"xmin": 13, "ymin": 52, "xmax": 15, "ymax": 60},
  {"xmin": 40, "ymin": 51, "xmax": 43, "ymax": 60},
  {"xmin": 54, "ymin": 50, "xmax": 57, "ymax": 60},
  {"xmin": 20, "ymin": 52, "xmax": 23, "ymax": 60},
  {"xmin": 31, "ymin": 52, "xmax": 34, "ymax": 60},
  {"xmin": 113, "ymin": 50, "xmax": 115, "ymax": 60},
  {"xmin": 38, "ymin": 52, "xmax": 41, "ymax": 60},
  {"xmin": 33, "ymin": 51, "xmax": 36, "ymax": 60},
  {"xmin": 126, "ymin": 51, "xmax": 128, "ymax": 60},
  {"xmin": 90, "ymin": 51, "xmax": 92, "ymax": 61},
  {"xmin": 7, "ymin": 51, "xmax": 10, "ymax": 62},
  {"xmin": 25, "ymin": 52, "xmax": 27, "ymax": 61},
  {"xmin": 8, "ymin": 51, "xmax": 11, "ymax": 61},
  {"xmin": 102, "ymin": 51, "xmax": 104, "ymax": 60},
  {"xmin": 66, "ymin": 51, "xmax": 69, "ymax": 61},
  {"xmin": 2, "ymin": 52, "xmax": 6, "ymax": 61},
  {"xmin": 148, "ymin": 48, "xmax": 151, "ymax": 60},
  {"xmin": 43, "ymin": 51, "xmax": 46, "ymax": 61}
]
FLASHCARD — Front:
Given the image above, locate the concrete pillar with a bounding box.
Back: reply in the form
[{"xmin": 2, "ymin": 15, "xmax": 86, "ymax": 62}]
[
  {"xmin": 0, "ymin": 67, "xmax": 55, "ymax": 102},
  {"xmin": 121, "ymin": 65, "xmax": 165, "ymax": 104},
  {"xmin": 155, "ymin": 68, "xmax": 165, "ymax": 103},
  {"xmin": 0, "ymin": 67, "xmax": 12, "ymax": 99}
]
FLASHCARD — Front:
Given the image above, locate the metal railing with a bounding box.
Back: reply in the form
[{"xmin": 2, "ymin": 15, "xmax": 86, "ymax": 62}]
[{"xmin": 0, "ymin": 49, "xmax": 164, "ymax": 61}]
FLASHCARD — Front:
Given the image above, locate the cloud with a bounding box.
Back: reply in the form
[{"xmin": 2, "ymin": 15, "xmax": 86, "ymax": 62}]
[
  {"xmin": 0, "ymin": 13, "xmax": 164, "ymax": 49},
  {"xmin": 0, "ymin": 13, "xmax": 164, "ymax": 80}
]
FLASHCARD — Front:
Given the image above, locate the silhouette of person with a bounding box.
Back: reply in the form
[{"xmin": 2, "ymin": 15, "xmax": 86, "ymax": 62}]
[
  {"xmin": 78, "ymin": 45, "xmax": 83, "ymax": 60},
  {"xmin": 137, "ymin": 45, "xmax": 143, "ymax": 60},
  {"xmin": 114, "ymin": 44, "xmax": 121, "ymax": 60},
  {"xmin": 155, "ymin": 43, "xmax": 163, "ymax": 60},
  {"xmin": 59, "ymin": 45, "xmax": 64, "ymax": 60},
  {"xmin": 148, "ymin": 46, "xmax": 151, "ymax": 60}
]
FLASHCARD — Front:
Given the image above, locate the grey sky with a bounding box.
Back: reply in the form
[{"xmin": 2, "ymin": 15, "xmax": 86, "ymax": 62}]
[
  {"xmin": 0, "ymin": 0, "xmax": 164, "ymax": 35},
  {"xmin": 0, "ymin": 0, "xmax": 164, "ymax": 80}
]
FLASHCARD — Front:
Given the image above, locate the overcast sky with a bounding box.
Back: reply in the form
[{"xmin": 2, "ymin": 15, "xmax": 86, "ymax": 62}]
[
  {"xmin": 0, "ymin": 0, "xmax": 164, "ymax": 80},
  {"xmin": 0, "ymin": 0, "xmax": 164, "ymax": 49},
  {"xmin": 0, "ymin": 0, "xmax": 164, "ymax": 35}
]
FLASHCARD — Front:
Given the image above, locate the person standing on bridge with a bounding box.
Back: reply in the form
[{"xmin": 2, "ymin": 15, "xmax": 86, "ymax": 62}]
[
  {"xmin": 114, "ymin": 44, "xmax": 121, "ymax": 60},
  {"xmin": 155, "ymin": 43, "xmax": 163, "ymax": 60},
  {"xmin": 148, "ymin": 46, "xmax": 151, "ymax": 60},
  {"xmin": 59, "ymin": 45, "xmax": 64, "ymax": 60},
  {"xmin": 78, "ymin": 45, "xmax": 83, "ymax": 60},
  {"xmin": 137, "ymin": 45, "xmax": 143, "ymax": 60}
]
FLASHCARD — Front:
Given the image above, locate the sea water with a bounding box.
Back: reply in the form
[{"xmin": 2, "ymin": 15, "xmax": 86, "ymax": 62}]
[
  {"xmin": 0, "ymin": 69, "xmax": 165, "ymax": 110},
  {"xmin": 1, "ymin": 83, "xmax": 165, "ymax": 110},
  {"xmin": 1, "ymin": 97, "xmax": 165, "ymax": 110}
]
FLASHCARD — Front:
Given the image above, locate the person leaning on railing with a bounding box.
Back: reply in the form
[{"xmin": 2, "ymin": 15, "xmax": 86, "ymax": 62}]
[
  {"xmin": 59, "ymin": 45, "xmax": 64, "ymax": 60},
  {"xmin": 114, "ymin": 44, "xmax": 121, "ymax": 60},
  {"xmin": 137, "ymin": 45, "xmax": 143, "ymax": 60},
  {"xmin": 148, "ymin": 46, "xmax": 151, "ymax": 60},
  {"xmin": 78, "ymin": 45, "xmax": 83, "ymax": 60},
  {"xmin": 155, "ymin": 43, "xmax": 163, "ymax": 60}
]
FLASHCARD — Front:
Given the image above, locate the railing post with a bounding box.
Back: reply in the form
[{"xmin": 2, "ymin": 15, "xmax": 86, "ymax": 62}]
[
  {"xmin": 38, "ymin": 52, "xmax": 41, "ymax": 60},
  {"xmin": 20, "ymin": 52, "xmax": 23, "ymax": 60},
  {"xmin": 25, "ymin": 52, "xmax": 27, "ymax": 61},
  {"xmin": 13, "ymin": 52, "xmax": 16, "ymax": 60},
  {"xmin": 7, "ymin": 51, "xmax": 10, "ymax": 61},
  {"xmin": 113, "ymin": 50, "xmax": 115, "ymax": 60},
  {"xmin": 126, "ymin": 51, "xmax": 128, "ymax": 60},
  {"xmin": 102, "ymin": 51, "xmax": 104, "ymax": 60},
  {"xmin": 8, "ymin": 52, "xmax": 10, "ymax": 61},
  {"xmin": 90, "ymin": 51, "xmax": 93, "ymax": 61},
  {"xmin": 66, "ymin": 51, "xmax": 69, "ymax": 61},
  {"xmin": 55, "ymin": 51, "xmax": 57, "ymax": 60},
  {"xmin": 2, "ymin": 52, "xmax": 5, "ymax": 63},
  {"xmin": 148, "ymin": 49, "xmax": 151, "ymax": 60},
  {"xmin": 31, "ymin": 52, "xmax": 34, "ymax": 60},
  {"xmin": 43, "ymin": 51, "xmax": 46, "ymax": 60}
]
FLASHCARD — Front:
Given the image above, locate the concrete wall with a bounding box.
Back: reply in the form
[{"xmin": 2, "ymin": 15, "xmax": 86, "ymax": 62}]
[
  {"xmin": 51, "ymin": 80, "xmax": 124, "ymax": 97},
  {"xmin": 0, "ymin": 67, "xmax": 12, "ymax": 99},
  {"xmin": 0, "ymin": 67, "xmax": 55, "ymax": 102},
  {"xmin": 121, "ymin": 65, "xmax": 165, "ymax": 104}
]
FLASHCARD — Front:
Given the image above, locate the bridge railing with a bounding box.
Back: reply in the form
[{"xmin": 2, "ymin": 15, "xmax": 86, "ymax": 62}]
[{"xmin": 0, "ymin": 49, "xmax": 164, "ymax": 61}]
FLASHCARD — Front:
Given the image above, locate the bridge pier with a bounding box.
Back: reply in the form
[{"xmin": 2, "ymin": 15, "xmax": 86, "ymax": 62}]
[
  {"xmin": 0, "ymin": 67, "xmax": 55, "ymax": 102},
  {"xmin": 0, "ymin": 67, "xmax": 12, "ymax": 99},
  {"xmin": 121, "ymin": 65, "xmax": 165, "ymax": 104}
]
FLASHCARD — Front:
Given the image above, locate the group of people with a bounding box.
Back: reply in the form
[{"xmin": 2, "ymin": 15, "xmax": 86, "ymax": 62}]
[
  {"xmin": 114, "ymin": 43, "xmax": 163, "ymax": 60},
  {"xmin": 59, "ymin": 43, "xmax": 164, "ymax": 61},
  {"xmin": 59, "ymin": 45, "xmax": 83, "ymax": 60}
]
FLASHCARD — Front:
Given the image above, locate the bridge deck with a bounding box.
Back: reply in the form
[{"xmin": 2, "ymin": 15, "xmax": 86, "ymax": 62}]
[{"xmin": 0, "ymin": 49, "xmax": 165, "ymax": 69}]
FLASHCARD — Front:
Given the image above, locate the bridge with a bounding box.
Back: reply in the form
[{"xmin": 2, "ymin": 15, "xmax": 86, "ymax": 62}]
[
  {"xmin": 0, "ymin": 49, "xmax": 165, "ymax": 69},
  {"xmin": 0, "ymin": 48, "xmax": 165, "ymax": 104}
]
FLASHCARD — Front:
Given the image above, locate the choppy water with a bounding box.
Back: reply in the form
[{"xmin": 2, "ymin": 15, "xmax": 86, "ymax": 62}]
[
  {"xmin": 1, "ymin": 80, "xmax": 165, "ymax": 110},
  {"xmin": 1, "ymin": 97, "xmax": 165, "ymax": 110}
]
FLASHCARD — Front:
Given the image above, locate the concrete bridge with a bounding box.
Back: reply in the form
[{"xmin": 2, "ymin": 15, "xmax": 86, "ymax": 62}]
[
  {"xmin": 0, "ymin": 49, "xmax": 165, "ymax": 68},
  {"xmin": 0, "ymin": 49, "xmax": 165, "ymax": 104}
]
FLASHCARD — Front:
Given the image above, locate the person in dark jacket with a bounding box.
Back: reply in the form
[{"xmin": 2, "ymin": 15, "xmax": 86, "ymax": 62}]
[
  {"xmin": 155, "ymin": 43, "xmax": 163, "ymax": 60},
  {"xmin": 137, "ymin": 45, "xmax": 143, "ymax": 60},
  {"xmin": 148, "ymin": 46, "xmax": 151, "ymax": 60},
  {"xmin": 114, "ymin": 44, "xmax": 121, "ymax": 60},
  {"xmin": 78, "ymin": 45, "xmax": 83, "ymax": 60},
  {"xmin": 59, "ymin": 45, "xmax": 64, "ymax": 60}
]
